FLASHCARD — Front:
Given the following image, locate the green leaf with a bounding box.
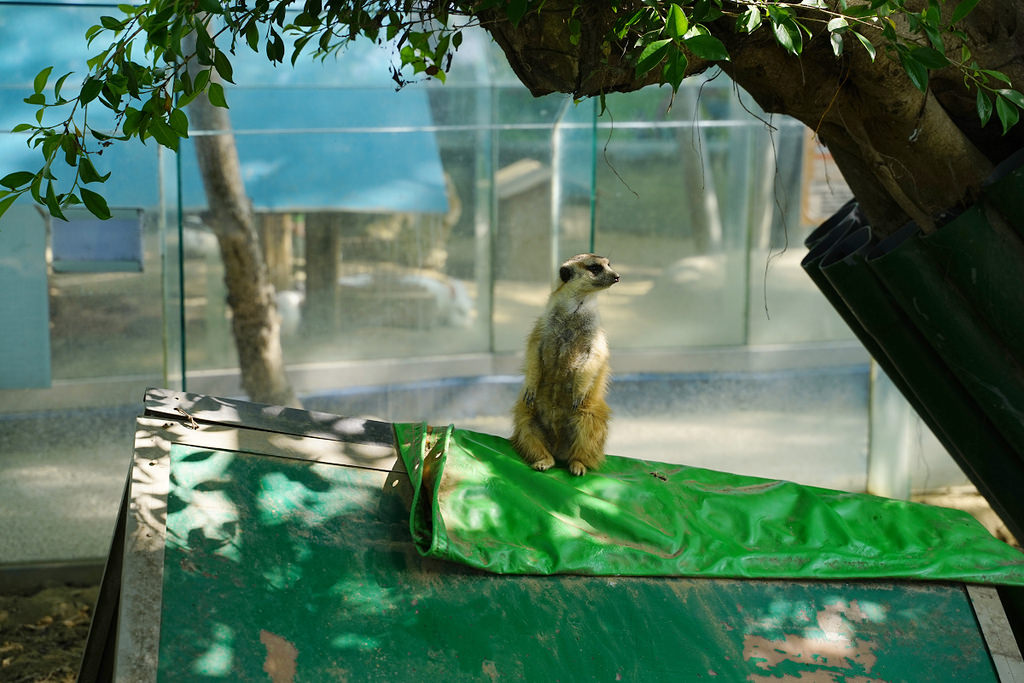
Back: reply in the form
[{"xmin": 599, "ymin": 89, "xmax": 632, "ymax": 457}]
[
  {"xmin": 615, "ymin": 8, "xmax": 645, "ymax": 39},
  {"xmin": 168, "ymin": 108, "xmax": 189, "ymax": 137},
  {"xmin": 192, "ymin": 68, "xmax": 211, "ymax": 94},
  {"xmin": 176, "ymin": 89, "xmax": 201, "ymax": 109},
  {"xmin": 665, "ymin": 4, "xmax": 688, "ymax": 40},
  {"xmin": 85, "ymin": 24, "xmax": 103, "ymax": 45},
  {"xmin": 433, "ymin": 33, "xmax": 451, "ymax": 63},
  {"xmin": 685, "ymin": 34, "xmax": 730, "ymax": 61},
  {"xmin": 148, "ymin": 118, "xmax": 179, "ymax": 151},
  {"xmin": 772, "ymin": 19, "xmax": 798, "ymax": 55},
  {"xmin": 997, "ymin": 88, "xmax": 1024, "ymax": 109},
  {"xmin": 830, "ymin": 31, "xmax": 844, "ymax": 57},
  {"xmin": 198, "ymin": 0, "xmax": 222, "ymax": 12},
  {"xmin": 29, "ymin": 172, "xmax": 43, "ymax": 203},
  {"xmin": 80, "ymin": 77, "xmax": 104, "ymax": 105},
  {"xmin": 996, "ymin": 93, "xmax": 1020, "ymax": 134},
  {"xmin": 634, "ymin": 38, "xmax": 672, "ymax": 77},
  {"xmin": 506, "ymin": 0, "xmax": 529, "ymax": 27},
  {"xmin": 0, "ymin": 171, "xmax": 34, "ymax": 189},
  {"xmin": 898, "ymin": 49, "xmax": 929, "ymax": 92},
  {"xmin": 844, "ymin": 3, "xmax": 874, "ymax": 18},
  {"xmin": 976, "ymin": 88, "xmax": 993, "ymax": 126},
  {"xmin": 207, "ymin": 82, "xmax": 229, "ymax": 108},
  {"xmin": 44, "ymin": 181, "xmax": 67, "ymax": 221},
  {"xmin": 270, "ymin": 0, "xmax": 287, "ymax": 26},
  {"xmin": 80, "ymin": 187, "xmax": 111, "ymax": 220},
  {"xmin": 11, "ymin": 123, "xmax": 32, "ymax": 133},
  {"xmin": 99, "ymin": 15, "xmax": 124, "ymax": 30},
  {"xmin": 53, "ymin": 72, "xmax": 72, "ymax": 100},
  {"xmin": 213, "ymin": 50, "xmax": 234, "ymax": 83},
  {"xmin": 122, "ymin": 107, "xmax": 142, "ymax": 136},
  {"xmin": 737, "ymin": 5, "xmax": 761, "ymax": 33},
  {"xmin": 827, "ymin": 17, "xmax": 849, "ymax": 32},
  {"xmin": 568, "ymin": 17, "xmax": 581, "ymax": 46},
  {"xmin": 0, "ymin": 191, "xmax": 19, "ymax": 221},
  {"xmin": 923, "ymin": 24, "xmax": 944, "ymax": 52},
  {"xmin": 266, "ymin": 29, "xmax": 285, "ymax": 62},
  {"xmin": 79, "ymin": 156, "xmax": 111, "ymax": 184},
  {"xmin": 910, "ymin": 46, "xmax": 949, "ymax": 69},
  {"xmin": 41, "ymin": 133, "xmax": 62, "ymax": 161},
  {"xmin": 33, "ymin": 66, "xmax": 53, "ymax": 94},
  {"xmin": 24, "ymin": 93, "xmax": 45, "ymax": 106},
  {"xmin": 689, "ymin": 0, "xmax": 722, "ymax": 23},
  {"xmin": 980, "ymin": 69, "xmax": 1012, "ymax": 84},
  {"xmin": 662, "ymin": 47, "xmax": 688, "ymax": 91},
  {"xmin": 950, "ymin": 0, "xmax": 980, "ymax": 24},
  {"xmin": 61, "ymin": 134, "xmax": 78, "ymax": 167},
  {"xmin": 244, "ymin": 20, "xmax": 260, "ymax": 52},
  {"xmin": 852, "ymin": 32, "xmax": 877, "ymax": 61}
]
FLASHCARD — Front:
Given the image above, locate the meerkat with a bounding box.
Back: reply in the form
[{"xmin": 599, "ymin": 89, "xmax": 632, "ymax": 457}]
[{"xmin": 510, "ymin": 253, "xmax": 620, "ymax": 476}]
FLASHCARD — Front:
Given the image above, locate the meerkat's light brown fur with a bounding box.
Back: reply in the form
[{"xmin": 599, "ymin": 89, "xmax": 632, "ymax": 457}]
[{"xmin": 510, "ymin": 254, "xmax": 620, "ymax": 476}]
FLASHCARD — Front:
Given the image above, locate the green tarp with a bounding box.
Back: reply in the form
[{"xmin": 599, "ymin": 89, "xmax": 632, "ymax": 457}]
[{"xmin": 395, "ymin": 422, "xmax": 1024, "ymax": 585}]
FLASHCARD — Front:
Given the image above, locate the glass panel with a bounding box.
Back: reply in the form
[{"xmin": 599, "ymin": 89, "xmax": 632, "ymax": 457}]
[
  {"xmin": 490, "ymin": 90, "xmax": 583, "ymax": 353},
  {"xmin": 746, "ymin": 126, "xmax": 858, "ymax": 345},
  {"xmin": 0, "ymin": 205, "xmax": 50, "ymax": 389},
  {"xmin": 588, "ymin": 79, "xmax": 753, "ymax": 350},
  {"xmin": 0, "ymin": 2, "xmax": 182, "ymax": 566}
]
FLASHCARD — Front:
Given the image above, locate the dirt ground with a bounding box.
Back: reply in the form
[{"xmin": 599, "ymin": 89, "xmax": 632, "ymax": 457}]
[
  {"xmin": 0, "ymin": 487, "xmax": 1016, "ymax": 682},
  {"xmin": 0, "ymin": 584, "xmax": 98, "ymax": 682}
]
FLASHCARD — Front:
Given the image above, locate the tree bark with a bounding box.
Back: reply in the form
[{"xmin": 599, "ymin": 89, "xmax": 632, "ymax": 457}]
[{"xmin": 185, "ymin": 38, "xmax": 298, "ymax": 407}]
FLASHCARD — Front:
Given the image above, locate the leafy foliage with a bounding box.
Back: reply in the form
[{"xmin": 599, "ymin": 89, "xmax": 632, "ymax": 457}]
[
  {"xmin": 613, "ymin": 0, "xmax": 1022, "ymax": 127},
  {"xmin": 2, "ymin": 0, "xmax": 1022, "ymax": 222},
  {"xmin": 2, "ymin": 0, "xmax": 479, "ymax": 222}
]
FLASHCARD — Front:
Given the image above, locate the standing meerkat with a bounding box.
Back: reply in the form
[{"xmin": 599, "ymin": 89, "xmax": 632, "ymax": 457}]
[{"xmin": 510, "ymin": 253, "xmax": 620, "ymax": 476}]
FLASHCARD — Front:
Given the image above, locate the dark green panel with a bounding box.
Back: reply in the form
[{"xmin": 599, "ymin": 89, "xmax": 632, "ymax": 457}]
[
  {"xmin": 819, "ymin": 230, "xmax": 1024, "ymax": 542},
  {"xmin": 921, "ymin": 203, "xmax": 1024, "ymax": 354},
  {"xmin": 157, "ymin": 444, "xmax": 998, "ymax": 681}
]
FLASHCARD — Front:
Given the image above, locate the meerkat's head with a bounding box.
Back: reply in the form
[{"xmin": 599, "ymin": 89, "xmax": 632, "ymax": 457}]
[{"xmin": 558, "ymin": 254, "xmax": 620, "ymax": 293}]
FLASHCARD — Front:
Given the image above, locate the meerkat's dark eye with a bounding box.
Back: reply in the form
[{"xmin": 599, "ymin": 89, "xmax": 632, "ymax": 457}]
[{"xmin": 585, "ymin": 264, "xmax": 603, "ymax": 275}]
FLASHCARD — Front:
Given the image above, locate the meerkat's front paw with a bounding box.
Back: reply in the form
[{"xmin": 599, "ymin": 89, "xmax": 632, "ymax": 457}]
[
  {"xmin": 523, "ymin": 388, "xmax": 536, "ymax": 406},
  {"xmin": 531, "ymin": 456, "xmax": 556, "ymax": 471},
  {"xmin": 568, "ymin": 460, "xmax": 587, "ymax": 476}
]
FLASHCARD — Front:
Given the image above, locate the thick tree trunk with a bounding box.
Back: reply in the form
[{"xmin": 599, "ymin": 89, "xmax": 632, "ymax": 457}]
[
  {"xmin": 715, "ymin": 26, "xmax": 998, "ymax": 235},
  {"xmin": 185, "ymin": 47, "xmax": 298, "ymax": 407}
]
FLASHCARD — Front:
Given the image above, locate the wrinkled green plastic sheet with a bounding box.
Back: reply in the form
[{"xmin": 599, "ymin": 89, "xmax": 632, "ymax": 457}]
[{"xmin": 394, "ymin": 423, "xmax": 1024, "ymax": 585}]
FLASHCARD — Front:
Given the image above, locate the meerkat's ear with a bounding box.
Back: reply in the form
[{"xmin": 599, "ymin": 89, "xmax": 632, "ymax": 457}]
[{"xmin": 559, "ymin": 265, "xmax": 573, "ymax": 282}]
